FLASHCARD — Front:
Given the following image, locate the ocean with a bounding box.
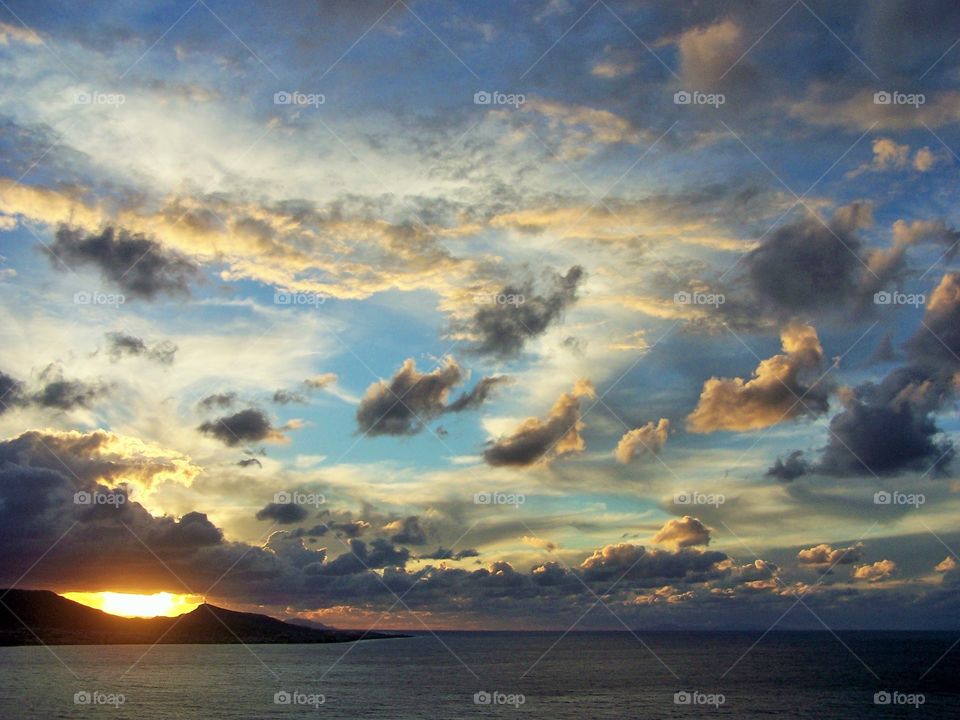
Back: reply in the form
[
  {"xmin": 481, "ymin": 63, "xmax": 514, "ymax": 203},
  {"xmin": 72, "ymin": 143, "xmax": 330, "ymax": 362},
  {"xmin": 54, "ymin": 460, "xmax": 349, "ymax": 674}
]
[{"xmin": 1, "ymin": 631, "xmax": 958, "ymax": 718}]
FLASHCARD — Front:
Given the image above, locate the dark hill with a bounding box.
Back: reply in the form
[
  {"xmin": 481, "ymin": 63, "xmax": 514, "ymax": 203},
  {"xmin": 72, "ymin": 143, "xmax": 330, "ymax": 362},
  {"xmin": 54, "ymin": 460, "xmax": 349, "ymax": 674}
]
[{"xmin": 0, "ymin": 589, "xmax": 404, "ymax": 645}]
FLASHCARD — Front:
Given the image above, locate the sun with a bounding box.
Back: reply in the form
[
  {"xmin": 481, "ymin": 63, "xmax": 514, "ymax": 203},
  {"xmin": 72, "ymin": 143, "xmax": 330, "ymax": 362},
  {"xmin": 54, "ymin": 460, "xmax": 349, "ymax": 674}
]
[{"xmin": 63, "ymin": 591, "xmax": 204, "ymax": 618}]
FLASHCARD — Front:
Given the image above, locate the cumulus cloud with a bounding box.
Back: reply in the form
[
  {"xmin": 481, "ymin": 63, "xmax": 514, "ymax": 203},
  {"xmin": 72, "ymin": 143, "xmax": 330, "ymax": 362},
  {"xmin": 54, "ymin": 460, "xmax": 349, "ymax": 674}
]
[
  {"xmin": 454, "ymin": 266, "xmax": 584, "ymax": 359},
  {"xmin": 743, "ymin": 203, "xmax": 876, "ymax": 316},
  {"xmin": 687, "ymin": 323, "xmax": 829, "ymax": 433},
  {"xmin": 853, "ymin": 559, "xmax": 896, "ymax": 582},
  {"xmin": 356, "ymin": 357, "xmax": 505, "ymax": 436},
  {"xmin": 614, "ymin": 418, "xmax": 669, "ymax": 463},
  {"xmin": 797, "ymin": 543, "xmax": 864, "ymax": 567},
  {"xmin": 652, "ymin": 516, "xmax": 711, "ymax": 548},
  {"xmin": 105, "ymin": 332, "xmax": 177, "ymax": 364},
  {"xmin": 256, "ymin": 502, "xmax": 309, "ymax": 524},
  {"xmin": 197, "ymin": 392, "xmax": 238, "ymax": 411},
  {"xmin": 765, "ymin": 450, "xmax": 809, "ymax": 482},
  {"xmin": 484, "ymin": 379, "xmax": 595, "ymax": 466},
  {"xmin": 47, "ymin": 225, "xmax": 199, "ymax": 299},
  {"xmin": 197, "ymin": 408, "xmax": 287, "ymax": 447},
  {"xmin": 579, "ymin": 543, "xmax": 727, "ymax": 583},
  {"xmin": 419, "ymin": 547, "xmax": 480, "ymax": 561}
]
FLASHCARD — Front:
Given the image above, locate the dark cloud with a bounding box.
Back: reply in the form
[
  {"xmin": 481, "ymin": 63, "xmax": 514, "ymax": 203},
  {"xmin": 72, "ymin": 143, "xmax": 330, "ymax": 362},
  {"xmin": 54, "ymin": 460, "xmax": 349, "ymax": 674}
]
[
  {"xmin": 0, "ymin": 371, "xmax": 24, "ymax": 412},
  {"xmin": 386, "ymin": 516, "xmax": 427, "ymax": 545},
  {"xmin": 321, "ymin": 538, "xmax": 411, "ymax": 575},
  {"xmin": 47, "ymin": 225, "xmax": 198, "ymax": 299},
  {"xmin": 356, "ymin": 356, "xmax": 505, "ymax": 436},
  {"xmin": 484, "ymin": 379, "xmax": 595, "ymax": 466},
  {"xmin": 32, "ymin": 364, "xmax": 106, "ymax": 410},
  {"xmin": 197, "ymin": 392, "xmax": 238, "ymax": 411},
  {"xmin": 457, "ymin": 265, "xmax": 584, "ymax": 358},
  {"xmin": 105, "ymin": 332, "xmax": 177, "ymax": 364},
  {"xmin": 765, "ymin": 450, "xmax": 809, "ymax": 482},
  {"xmin": 237, "ymin": 457, "xmax": 262, "ymax": 469},
  {"xmin": 272, "ymin": 389, "xmax": 308, "ymax": 405},
  {"xmin": 797, "ymin": 543, "xmax": 864, "ymax": 567},
  {"xmin": 742, "ymin": 204, "xmax": 875, "ymax": 316},
  {"xmin": 198, "ymin": 408, "xmax": 284, "ymax": 447},
  {"xmin": 419, "ymin": 547, "xmax": 480, "ymax": 561},
  {"xmin": 256, "ymin": 502, "xmax": 309, "ymax": 524},
  {"xmin": 908, "ymin": 273, "xmax": 960, "ymax": 371}
]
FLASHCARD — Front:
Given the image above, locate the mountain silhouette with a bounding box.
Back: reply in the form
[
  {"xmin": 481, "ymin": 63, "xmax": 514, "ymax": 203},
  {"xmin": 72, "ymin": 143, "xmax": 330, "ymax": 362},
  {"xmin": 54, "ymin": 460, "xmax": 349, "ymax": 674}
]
[{"xmin": 0, "ymin": 589, "xmax": 405, "ymax": 645}]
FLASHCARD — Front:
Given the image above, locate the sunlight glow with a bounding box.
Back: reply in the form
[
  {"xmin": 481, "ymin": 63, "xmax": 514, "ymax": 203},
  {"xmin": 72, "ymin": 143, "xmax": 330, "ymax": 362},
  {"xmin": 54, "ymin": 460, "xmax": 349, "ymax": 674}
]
[{"xmin": 63, "ymin": 591, "xmax": 204, "ymax": 618}]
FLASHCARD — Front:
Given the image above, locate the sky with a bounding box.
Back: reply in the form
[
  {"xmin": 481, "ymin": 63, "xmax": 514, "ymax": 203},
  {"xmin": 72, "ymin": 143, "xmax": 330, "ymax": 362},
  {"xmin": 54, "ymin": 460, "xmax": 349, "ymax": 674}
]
[{"xmin": 0, "ymin": 0, "xmax": 959, "ymax": 631}]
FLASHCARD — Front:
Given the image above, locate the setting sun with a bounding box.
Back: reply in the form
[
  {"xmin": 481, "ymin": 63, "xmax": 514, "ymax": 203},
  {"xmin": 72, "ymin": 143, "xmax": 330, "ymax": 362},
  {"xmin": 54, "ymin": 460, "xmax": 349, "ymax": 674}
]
[{"xmin": 63, "ymin": 592, "xmax": 204, "ymax": 618}]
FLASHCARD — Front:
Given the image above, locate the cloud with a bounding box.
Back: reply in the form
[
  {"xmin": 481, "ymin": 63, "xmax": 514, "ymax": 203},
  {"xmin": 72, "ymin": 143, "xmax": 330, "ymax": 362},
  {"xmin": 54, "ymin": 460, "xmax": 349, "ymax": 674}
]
[
  {"xmin": 687, "ymin": 322, "xmax": 829, "ymax": 433},
  {"xmin": 272, "ymin": 389, "xmax": 308, "ymax": 405},
  {"xmin": 743, "ymin": 204, "xmax": 874, "ymax": 316},
  {"xmin": 797, "ymin": 543, "xmax": 864, "ymax": 566},
  {"xmin": 197, "ymin": 392, "xmax": 238, "ymax": 411},
  {"xmin": 579, "ymin": 543, "xmax": 727, "ymax": 583},
  {"xmin": 789, "ymin": 88, "xmax": 960, "ymax": 131},
  {"xmin": 304, "ymin": 373, "xmax": 338, "ymax": 390},
  {"xmin": 454, "ymin": 266, "xmax": 584, "ymax": 359},
  {"xmin": 483, "ymin": 379, "xmax": 595, "ymax": 466},
  {"xmin": 47, "ymin": 226, "xmax": 199, "ymax": 299},
  {"xmin": 384, "ymin": 516, "xmax": 427, "ymax": 545},
  {"xmin": 105, "ymin": 332, "xmax": 177, "ymax": 364},
  {"xmin": 909, "ymin": 273, "xmax": 960, "ymax": 371},
  {"xmin": 197, "ymin": 408, "xmax": 286, "ymax": 447},
  {"xmin": 765, "ymin": 450, "xmax": 809, "ymax": 481},
  {"xmin": 853, "ymin": 559, "xmax": 896, "ymax": 582},
  {"xmin": 356, "ymin": 357, "xmax": 504, "ymax": 436},
  {"xmin": 935, "ymin": 557, "xmax": 957, "ymax": 573},
  {"xmin": 256, "ymin": 502, "xmax": 309, "ymax": 524},
  {"xmin": 31, "ymin": 364, "xmax": 107, "ymax": 410},
  {"xmin": 614, "ymin": 418, "xmax": 669, "ymax": 463},
  {"xmin": 522, "ymin": 536, "xmax": 558, "ymax": 551},
  {"xmin": 0, "ymin": 371, "xmax": 24, "ymax": 412},
  {"xmin": 652, "ymin": 516, "xmax": 711, "ymax": 548},
  {"xmin": 677, "ymin": 18, "xmax": 744, "ymax": 87},
  {"xmin": 419, "ymin": 547, "xmax": 480, "ymax": 561}
]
